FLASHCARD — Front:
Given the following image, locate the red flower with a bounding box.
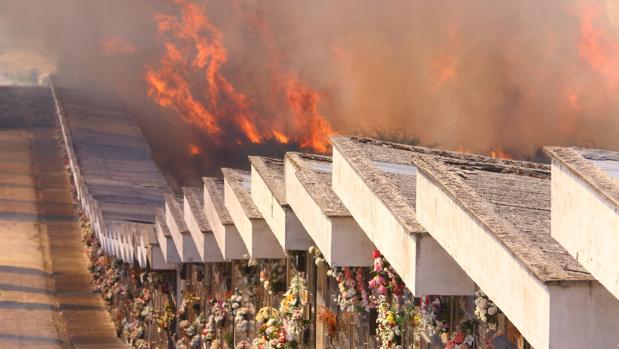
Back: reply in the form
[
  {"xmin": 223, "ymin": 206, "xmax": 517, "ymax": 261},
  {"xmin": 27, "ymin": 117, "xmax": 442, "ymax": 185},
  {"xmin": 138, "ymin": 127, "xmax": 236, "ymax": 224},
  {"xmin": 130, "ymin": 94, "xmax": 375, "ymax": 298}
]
[
  {"xmin": 372, "ymin": 250, "xmax": 381, "ymax": 259},
  {"xmin": 453, "ymin": 332, "xmax": 465, "ymax": 345}
]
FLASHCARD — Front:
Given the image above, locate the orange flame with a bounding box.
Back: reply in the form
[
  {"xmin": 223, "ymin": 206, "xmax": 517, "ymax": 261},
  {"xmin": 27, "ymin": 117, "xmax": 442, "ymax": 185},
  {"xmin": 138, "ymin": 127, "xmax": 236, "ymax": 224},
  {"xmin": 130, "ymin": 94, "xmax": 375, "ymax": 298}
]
[
  {"xmin": 188, "ymin": 144, "xmax": 202, "ymax": 155},
  {"xmin": 272, "ymin": 130, "xmax": 289, "ymax": 144},
  {"xmin": 431, "ymin": 53, "xmax": 457, "ymax": 86},
  {"xmin": 489, "ymin": 148, "xmax": 512, "ymax": 160},
  {"xmin": 285, "ymin": 74, "xmax": 334, "ymax": 153},
  {"xmin": 145, "ymin": 0, "xmax": 335, "ymax": 153},
  {"xmin": 238, "ymin": 7, "xmax": 335, "ymax": 152},
  {"xmin": 146, "ymin": 0, "xmax": 262, "ymax": 143},
  {"xmin": 578, "ymin": 1, "xmax": 619, "ymax": 89},
  {"xmin": 101, "ymin": 37, "xmax": 136, "ymax": 55}
]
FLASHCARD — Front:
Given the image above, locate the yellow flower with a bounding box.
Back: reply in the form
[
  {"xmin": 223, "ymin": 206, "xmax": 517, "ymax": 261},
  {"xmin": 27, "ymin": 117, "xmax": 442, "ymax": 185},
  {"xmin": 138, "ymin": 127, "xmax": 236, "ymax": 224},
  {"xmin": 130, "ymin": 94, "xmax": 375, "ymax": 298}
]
[{"xmin": 387, "ymin": 313, "xmax": 396, "ymax": 324}]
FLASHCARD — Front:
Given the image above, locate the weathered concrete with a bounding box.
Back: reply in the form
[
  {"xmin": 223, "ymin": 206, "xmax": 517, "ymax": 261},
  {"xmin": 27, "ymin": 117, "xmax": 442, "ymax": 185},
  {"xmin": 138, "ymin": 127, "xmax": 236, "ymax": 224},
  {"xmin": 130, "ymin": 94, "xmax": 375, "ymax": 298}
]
[
  {"xmin": 416, "ymin": 166, "xmax": 619, "ymax": 349},
  {"xmin": 182, "ymin": 187, "xmax": 224, "ymax": 262},
  {"xmin": 222, "ymin": 168, "xmax": 285, "ymax": 258},
  {"xmin": 203, "ymin": 177, "xmax": 248, "ymax": 260},
  {"xmin": 249, "ymin": 157, "xmax": 313, "ymax": 251},
  {"xmin": 545, "ymin": 147, "xmax": 619, "ymax": 301},
  {"xmin": 331, "ymin": 136, "xmax": 475, "ymax": 295},
  {"xmin": 284, "ymin": 153, "xmax": 374, "ymax": 266},
  {"xmin": 164, "ymin": 194, "xmax": 201, "ymax": 263},
  {"xmin": 155, "ymin": 211, "xmax": 181, "ymax": 264},
  {"xmin": 0, "ymin": 124, "xmax": 127, "ymax": 348}
]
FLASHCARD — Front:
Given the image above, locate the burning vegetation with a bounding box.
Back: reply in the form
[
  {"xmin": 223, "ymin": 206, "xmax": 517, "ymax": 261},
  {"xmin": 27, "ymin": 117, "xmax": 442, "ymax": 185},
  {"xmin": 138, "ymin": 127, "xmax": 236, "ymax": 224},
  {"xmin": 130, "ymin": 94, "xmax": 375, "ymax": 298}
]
[
  {"xmin": 1, "ymin": 0, "xmax": 619, "ymax": 183},
  {"xmin": 145, "ymin": 0, "xmax": 333, "ymax": 154}
]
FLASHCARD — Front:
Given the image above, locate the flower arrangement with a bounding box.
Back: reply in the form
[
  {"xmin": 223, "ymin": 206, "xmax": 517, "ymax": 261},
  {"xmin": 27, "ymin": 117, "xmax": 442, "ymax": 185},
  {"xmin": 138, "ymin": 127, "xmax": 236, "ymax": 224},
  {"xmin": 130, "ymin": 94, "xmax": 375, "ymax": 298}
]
[
  {"xmin": 311, "ymin": 246, "xmax": 371, "ymax": 313},
  {"xmin": 367, "ymin": 250, "xmax": 418, "ymax": 349},
  {"xmin": 444, "ymin": 319, "xmax": 476, "ymax": 349},
  {"xmin": 444, "ymin": 332, "xmax": 474, "ymax": 349},
  {"xmin": 236, "ymin": 340, "xmax": 252, "ymax": 349},
  {"xmin": 279, "ymin": 274, "xmax": 308, "ymax": 343},
  {"xmin": 259, "ymin": 260, "xmax": 286, "ymax": 295},
  {"xmin": 252, "ymin": 311, "xmax": 286, "ymax": 349},
  {"xmin": 209, "ymin": 297, "xmax": 229, "ymax": 328},
  {"xmin": 179, "ymin": 292, "xmax": 201, "ymax": 316},
  {"xmin": 228, "ymin": 291, "xmax": 244, "ymax": 315},
  {"xmin": 318, "ymin": 309, "xmax": 338, "ymax": 337},
  {"xmin": 228, "ymin": 290, "xmax": 256, "ymax": 337},
  {"xmin": 153, "ymin": 303, "xmax": 176, "ymax": 332},
  {"xmin": 236, "ymin": 259, "xmax": 258, "ymax": 290},
  {"xmin": 368, "ymin": 250, "xmax": 404, "ymax": 303},
  {"xmin": 329, "ymin": 266, "xmax": 372, "ymax": 312},
  {"xmin": 376, "ymin": 295, "xmax": 403, "ymax": 349},
  {"xmin": 474, "ymin": 290, "xmax": 499, "ymax": 330},
  {"xmin": 420, "ymin": 296, "xmax": 450, "ymax": 336},
  {"xmin": 211, "ymin": 339, "xmax": 230, "ymax": 349}
]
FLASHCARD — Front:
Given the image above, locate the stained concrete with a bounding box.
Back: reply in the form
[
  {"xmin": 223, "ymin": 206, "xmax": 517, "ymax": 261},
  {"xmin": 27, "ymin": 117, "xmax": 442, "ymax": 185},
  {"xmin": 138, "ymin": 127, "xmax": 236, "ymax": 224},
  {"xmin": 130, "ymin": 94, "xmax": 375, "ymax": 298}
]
[{"xmin": 0, "ymin": 90, "xmax": 127, "ymax": 348}]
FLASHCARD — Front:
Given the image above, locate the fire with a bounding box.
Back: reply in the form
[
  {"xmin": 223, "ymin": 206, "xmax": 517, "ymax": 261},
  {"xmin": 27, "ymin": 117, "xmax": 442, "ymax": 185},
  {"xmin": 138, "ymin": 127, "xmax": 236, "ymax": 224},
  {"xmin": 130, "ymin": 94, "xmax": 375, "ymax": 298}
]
[
  {"xmin": 431, "ymin": 53, "xmax": 457, "ymax": 86},
  {"xmin": 285, "ymin": 74, "xmax": 334, "ymax": 153},
  {"xmin": 188, "ymin": 143, "xmax": 202, "ymax": 155},
  {"xmin": 578, "ymin": 1, "xmax": 619, "ymax": 89},
  {"xmin": 146, "ymin": 0, "xmax": 262, "ymax": 143},
  {"xmin": 272, "ymin": 130, "xmax": 289, "ymax": 144},
  {"xmin": 145, "ymin": 0, "xmax": 334, "ymax": 153},
  {"xmin": 488, "ymin": 148, "xmax": 512, "ymax": 160},
  {"xmin": 101, "ymin": 37, "xmax": 135, "ymax": 55}
]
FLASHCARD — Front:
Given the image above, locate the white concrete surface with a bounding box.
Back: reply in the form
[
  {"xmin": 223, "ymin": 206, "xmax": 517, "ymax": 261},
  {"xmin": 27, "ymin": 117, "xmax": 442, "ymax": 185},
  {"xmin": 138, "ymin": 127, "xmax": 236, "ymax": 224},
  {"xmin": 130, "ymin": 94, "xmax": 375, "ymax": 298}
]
[
  {"xmin": 332, "ymin": 147, "xmax": 475, "ymax": 295},
  {"xmin": 203, "ymin": 182, "xmax": 248, "ymax": 260},
  {"xmin": 551, "ymin": 160, "xmax": 619, "ymax": 300},
  {"xmin": 417, "ymin": 171, "xmax": 619, "ymax": 349},
  {"xmin": 149, "ymin": 244, "xmax": 176, "ymax": 270},
  {"xmin": 224, "ymin": 177, "xmax": 285, "ymax": 258},
  {"xmin": 284, "ymin": 157, "xmax": 374, "ymax": 266},
  {"xmin": 165, "ymin": 199, "xmax": 201, "ymax": 263},
  {"xmin": 183, "ymin": 197, "xmax": 224, "ymax": 262},
  {"xmin": 251, "ymin": 164, "xmax": 313, "ymax": 251},
  {"xmin": 156, "ymin": 217, "xmax": 181, "ymax": 264}
]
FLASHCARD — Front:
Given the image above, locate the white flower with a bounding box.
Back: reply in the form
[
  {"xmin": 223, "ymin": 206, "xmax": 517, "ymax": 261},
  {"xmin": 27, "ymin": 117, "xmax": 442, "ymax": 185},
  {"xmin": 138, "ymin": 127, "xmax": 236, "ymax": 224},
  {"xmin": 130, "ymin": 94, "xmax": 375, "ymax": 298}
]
[
  {"xmin": 488, "ymin": 306, "xmax": 497, "ymax": 316},
  {"xmin": 464, "ymin": 335, "xmax": 474, "ymax": 346},
  {"xmin": 478, "ymin": 298, "xmax": 488, "ymax": 308}
]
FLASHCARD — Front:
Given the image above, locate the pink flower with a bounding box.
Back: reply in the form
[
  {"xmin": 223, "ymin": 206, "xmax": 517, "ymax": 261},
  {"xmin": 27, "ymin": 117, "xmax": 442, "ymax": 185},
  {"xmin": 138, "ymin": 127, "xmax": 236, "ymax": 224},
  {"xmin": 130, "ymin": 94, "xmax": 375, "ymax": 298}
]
[{"xmin": 378, "ymin": 285, "xmax": 387, "ymax": 295}]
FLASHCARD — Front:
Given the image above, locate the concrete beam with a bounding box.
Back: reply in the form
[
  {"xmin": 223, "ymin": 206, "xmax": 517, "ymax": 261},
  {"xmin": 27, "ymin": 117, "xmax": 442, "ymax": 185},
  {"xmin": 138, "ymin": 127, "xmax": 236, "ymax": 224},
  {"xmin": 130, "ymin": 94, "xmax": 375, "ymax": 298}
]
[
  {"xmin": 250, "ymin": 162, "xmax": 313, "ymax": 251},
  {"xmin": 332, "ymin": 146, "xmax": 474, "ymax": 295},
  {"xmin": 284, "ymin": 155, "xmax": 373, "ymax": 266},
  {"xmin": 183, "ymin": 189, "xmax": 224, "ymax": 262},
  {"xmin": 550, "ymin": 159, "xmax": 619, "ymax": 300},
  {"xmin": 165, "ymin": 194, "xmax": 201, "ymax": 263},
  {"xmin": 203, "ymin": 178, "xmax": 248, "ymax": 260},
  {"xmin": 416, "ymin": 171, "xmax": 619, "ymax": 349},
  {"xmin": 223, "ymin": 169, "xmax": 285, "ymax": 259}
]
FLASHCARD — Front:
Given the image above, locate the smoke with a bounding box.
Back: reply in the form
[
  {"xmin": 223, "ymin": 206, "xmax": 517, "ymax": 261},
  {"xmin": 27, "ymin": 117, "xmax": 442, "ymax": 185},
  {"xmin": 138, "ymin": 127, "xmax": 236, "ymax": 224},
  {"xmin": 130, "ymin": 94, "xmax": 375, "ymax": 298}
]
[{"xmin": 1, "ymin": 0, "xmax": 618, "ymax": 186}]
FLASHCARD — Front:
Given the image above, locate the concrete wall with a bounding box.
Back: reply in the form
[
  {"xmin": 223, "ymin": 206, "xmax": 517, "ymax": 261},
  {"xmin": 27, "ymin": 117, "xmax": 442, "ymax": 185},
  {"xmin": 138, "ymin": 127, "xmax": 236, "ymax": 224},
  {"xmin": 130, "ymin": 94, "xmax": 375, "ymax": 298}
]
[
  {"xmin": 416, "ymin": 173, "xmax": 551, "ymax": 349},
  {"xmin": 149, "ymin": 245, "xmax": 176, "ymax": 270},
  {"xmin": 224, "ymin": 179, "xmax": 284, "ymax": 258},
  {"xmin": 183, "ymin": 199, "xmax": 224, "ymax": 262},
  {"xmin": 551, "ymin": 161, "xmax": 619, "ymax": 300},
  {"xmin": 251, "ymin": 165, "xmax": 313, "ymax": 251},
  {"xmin": 549, "ymin": 282, "xmax": 619, "ymax": 348},
  {"xmin": 203, "ymin": 186, "xmax": 247, "ymax": 260},
  {"xmin": 332, "ymin": 148, "xmax": 475, "ymax": 295},
  {"xmin": 285, "ymin": 158, "xmax": 372, "ymax": 266},
  {"xmin": 166, "ymin": 202, "xmax": 200, "ymax": 263},
  {"xmin": 156, "ymin": 220, "xmax": 181, "ymax": 264}
]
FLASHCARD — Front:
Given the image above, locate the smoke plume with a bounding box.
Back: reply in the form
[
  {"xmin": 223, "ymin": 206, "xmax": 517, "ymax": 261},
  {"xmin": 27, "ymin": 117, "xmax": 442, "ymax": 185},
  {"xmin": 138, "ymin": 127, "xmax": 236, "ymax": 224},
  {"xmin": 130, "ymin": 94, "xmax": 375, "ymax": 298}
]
[{"xmin": 1, "ymin": 0, "xmax": 618, "ymax": 186}]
